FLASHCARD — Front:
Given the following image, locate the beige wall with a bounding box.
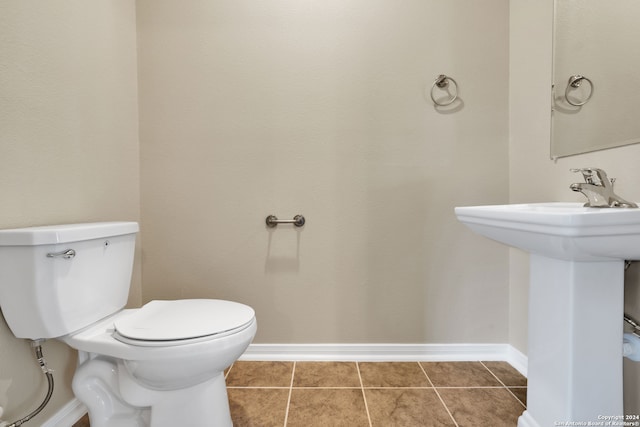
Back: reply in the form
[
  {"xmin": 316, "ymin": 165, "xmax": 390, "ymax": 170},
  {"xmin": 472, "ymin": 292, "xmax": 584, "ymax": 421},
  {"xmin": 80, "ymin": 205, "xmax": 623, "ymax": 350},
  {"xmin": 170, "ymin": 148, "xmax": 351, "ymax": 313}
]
[
  {"xmin": 0, "ymin": 1, "xmax": 140, "ymax": 423},
  {"xmin": 509, "ymin": 0, "xmax": 640, "ymax": 414},
  {"xmin": 3, "ymin": 0, "xmax": 636, "ymax": 422},
  {"xmin": 137, "ymin": 0, "xmax": 510, "ymax": 344}
]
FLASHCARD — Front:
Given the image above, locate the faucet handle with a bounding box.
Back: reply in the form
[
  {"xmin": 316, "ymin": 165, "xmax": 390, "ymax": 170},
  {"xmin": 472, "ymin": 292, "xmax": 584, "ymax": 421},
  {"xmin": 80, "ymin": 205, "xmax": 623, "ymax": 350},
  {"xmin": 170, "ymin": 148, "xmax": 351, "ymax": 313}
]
[
  {"xmin": 571, "ymin": 167, "xmax": 596, "ymax": 184},
  {"xmin": 570, "ymin": 167, "xmax": 608, "ymax": 186}
]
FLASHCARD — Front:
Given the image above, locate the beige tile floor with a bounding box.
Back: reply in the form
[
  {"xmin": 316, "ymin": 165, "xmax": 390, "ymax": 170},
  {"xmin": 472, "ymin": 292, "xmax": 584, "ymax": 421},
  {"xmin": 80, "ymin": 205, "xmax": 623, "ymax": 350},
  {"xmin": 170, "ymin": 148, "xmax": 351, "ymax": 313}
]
[{"xmin": 73, "ymin": 360, "xmax": 527, "ymax": 426}]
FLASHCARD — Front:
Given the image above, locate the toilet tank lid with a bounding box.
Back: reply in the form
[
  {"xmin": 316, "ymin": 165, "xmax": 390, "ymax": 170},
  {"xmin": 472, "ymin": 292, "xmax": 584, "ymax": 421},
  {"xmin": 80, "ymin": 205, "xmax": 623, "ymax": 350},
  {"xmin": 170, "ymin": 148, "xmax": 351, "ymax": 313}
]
[{"xmin": 0, "ymin": 222, "xmax": 139, "ymax": 246}]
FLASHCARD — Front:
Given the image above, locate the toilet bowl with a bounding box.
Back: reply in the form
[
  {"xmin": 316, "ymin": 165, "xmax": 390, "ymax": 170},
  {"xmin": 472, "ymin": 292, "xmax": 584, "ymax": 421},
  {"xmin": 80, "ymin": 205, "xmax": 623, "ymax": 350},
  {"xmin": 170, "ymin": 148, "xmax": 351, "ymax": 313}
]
[
  {"xmin": 0, "ymin": 222, "xmax": 256, "ymax": 427},
  {"xmin": 64, "ymin": 300, "xmax": 256, "ymax": 427}
]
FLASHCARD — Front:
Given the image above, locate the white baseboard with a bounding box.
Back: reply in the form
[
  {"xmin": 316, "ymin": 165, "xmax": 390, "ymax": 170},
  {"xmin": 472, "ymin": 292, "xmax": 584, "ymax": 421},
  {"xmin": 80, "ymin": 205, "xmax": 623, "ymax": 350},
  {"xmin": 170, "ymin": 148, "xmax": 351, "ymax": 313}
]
[
  {"xmin": 507, "ymin": 345, "xmax": 528, "ymax": 377},
  {"xmin": 241, "ymin": 343, "xmax": 528, "ymax": 377},
  {"xmin": 517, "ymin": 410, "xmax": 541, "ymax": 427},
  {"xmin": 41, "ymin": 398, "xmax": 86, "ymax": 427}
]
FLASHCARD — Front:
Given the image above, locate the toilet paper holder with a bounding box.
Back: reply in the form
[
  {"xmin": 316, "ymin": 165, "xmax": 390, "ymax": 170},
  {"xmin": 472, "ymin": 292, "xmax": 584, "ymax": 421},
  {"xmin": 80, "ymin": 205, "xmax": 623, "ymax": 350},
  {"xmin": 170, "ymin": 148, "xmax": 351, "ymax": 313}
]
[{"xmin": 265, "ymin": 215, "xmax": 306, "ymax": 228}]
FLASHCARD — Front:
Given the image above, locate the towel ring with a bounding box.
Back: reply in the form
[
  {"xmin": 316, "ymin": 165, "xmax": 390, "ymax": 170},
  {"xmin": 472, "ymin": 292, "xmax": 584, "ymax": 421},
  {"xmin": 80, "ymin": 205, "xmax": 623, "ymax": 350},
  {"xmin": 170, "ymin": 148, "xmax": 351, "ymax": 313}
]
[
  {"xmin": 564, "ymin": 75, "xmax": 593, "ymax": 106},
  {"xmin": 430, "ymin": 74, "xmax": 458, "ymax": 106}
]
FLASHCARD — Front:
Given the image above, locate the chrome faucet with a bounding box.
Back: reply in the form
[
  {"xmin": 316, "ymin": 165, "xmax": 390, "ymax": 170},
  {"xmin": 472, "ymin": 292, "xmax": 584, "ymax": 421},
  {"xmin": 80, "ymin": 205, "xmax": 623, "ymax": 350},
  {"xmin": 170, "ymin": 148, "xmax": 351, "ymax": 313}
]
[{"xmin": 570, "ymin": 168, "xmax": 638, "ymax": 208}]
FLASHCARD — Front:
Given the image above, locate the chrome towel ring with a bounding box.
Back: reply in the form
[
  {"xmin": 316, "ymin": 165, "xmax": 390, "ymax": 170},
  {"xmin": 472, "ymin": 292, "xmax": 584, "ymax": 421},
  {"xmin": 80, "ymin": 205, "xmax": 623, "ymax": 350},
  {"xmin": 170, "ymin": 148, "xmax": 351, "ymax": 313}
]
[
  {"xmin": 564, "ymin": 75, "xmax": 594, "ymax": 106},
  {"xmin": 430, "ymin": 74, "xmax": 458, "ymax": 106}
]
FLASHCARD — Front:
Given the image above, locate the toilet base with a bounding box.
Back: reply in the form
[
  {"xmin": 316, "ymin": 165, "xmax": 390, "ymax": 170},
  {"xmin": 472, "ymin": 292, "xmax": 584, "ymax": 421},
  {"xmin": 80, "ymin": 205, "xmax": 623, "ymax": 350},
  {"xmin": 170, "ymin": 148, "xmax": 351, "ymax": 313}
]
[{"xmin": 73, "ymin": 356, "xmax": 232, "ymax": 427}]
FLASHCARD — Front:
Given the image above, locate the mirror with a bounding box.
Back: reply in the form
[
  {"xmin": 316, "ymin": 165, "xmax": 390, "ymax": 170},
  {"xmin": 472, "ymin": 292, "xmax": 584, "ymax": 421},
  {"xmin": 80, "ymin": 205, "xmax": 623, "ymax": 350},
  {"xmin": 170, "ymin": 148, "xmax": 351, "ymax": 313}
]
[{"xmin": 551, "ymin": 0, "xmax": 640, "ymax": 158}]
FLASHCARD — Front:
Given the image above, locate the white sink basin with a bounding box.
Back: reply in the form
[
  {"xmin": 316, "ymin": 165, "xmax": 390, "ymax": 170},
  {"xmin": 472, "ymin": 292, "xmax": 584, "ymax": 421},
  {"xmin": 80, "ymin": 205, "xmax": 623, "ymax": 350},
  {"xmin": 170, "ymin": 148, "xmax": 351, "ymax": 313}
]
[
  {"xmin": 455, "ymin": 202, "xmax": 640, "ymax": 261},
  {"xmin": 455, "ymin": 202, "xmax": 640, "ymax": 427}
]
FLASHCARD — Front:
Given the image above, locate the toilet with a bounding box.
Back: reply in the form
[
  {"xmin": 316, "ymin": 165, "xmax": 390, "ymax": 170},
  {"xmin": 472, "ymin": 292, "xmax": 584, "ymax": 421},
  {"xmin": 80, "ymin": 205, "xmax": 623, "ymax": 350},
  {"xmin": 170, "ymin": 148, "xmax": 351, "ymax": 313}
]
[{"xmin": 0, "ymin": 222, "xmax": 256, "ymax": 427}]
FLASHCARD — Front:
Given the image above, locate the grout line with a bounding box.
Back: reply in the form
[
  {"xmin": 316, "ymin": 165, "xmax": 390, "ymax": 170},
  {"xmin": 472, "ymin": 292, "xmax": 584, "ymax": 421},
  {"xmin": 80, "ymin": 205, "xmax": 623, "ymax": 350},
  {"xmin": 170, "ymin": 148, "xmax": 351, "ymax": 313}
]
[
  {"xmin": 292, "ymin": 386, "xmax": 362, "ymax": 389},
  {"xmin": 431, "ymin": 386, "xmax": 512, "ymax": 389},
  {"xmin": 479, "ymin": 361, "xmax": 527, "ymax": 409},
  {"xmin": 283, "ymin": 361, "xmax": 296, "ymax": 427},
  {"xmin": 227, "ymin": 385, "xmax": 517, "ymax": 390},
  {"xmin": 224, "ymin": 362, "xmax": 233, "ymax": 380},
  {"xmin": 509, "ymin": 392, "xmax": 527, "ymax": 409},
  {"xmin": 361, "ymin": 386, "xmax": 433, "ymax": 389},
  {"xmin": 227, "ymin": 386, "xmax": 291, "ymax": 389},
  {"xmin": 479, "ymin": 361, "xmax": 506, "ymax": 386},
  {"xmin": 356, "ymin": 362, "xmax": 373, "ymax": 427},
  {"xmin": 418, "ymin": 362, "xmax": 459, "ymax": 427}
]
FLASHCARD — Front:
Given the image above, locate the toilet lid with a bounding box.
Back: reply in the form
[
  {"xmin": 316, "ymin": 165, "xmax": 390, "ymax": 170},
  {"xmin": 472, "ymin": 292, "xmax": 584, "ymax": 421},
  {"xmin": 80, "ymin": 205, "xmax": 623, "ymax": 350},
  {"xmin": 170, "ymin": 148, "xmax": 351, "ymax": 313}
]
[{"xmin": 113, "ymin": 299, "xmax": 255, "ymax": 342}]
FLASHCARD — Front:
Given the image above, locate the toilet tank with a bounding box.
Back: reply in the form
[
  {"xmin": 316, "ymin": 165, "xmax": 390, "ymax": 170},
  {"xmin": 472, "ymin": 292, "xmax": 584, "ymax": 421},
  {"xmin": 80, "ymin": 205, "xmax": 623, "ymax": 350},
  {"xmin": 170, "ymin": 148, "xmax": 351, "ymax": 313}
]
[{"xmin": 0, "ymin": 222, "xmax": 139, "ymax": 339}]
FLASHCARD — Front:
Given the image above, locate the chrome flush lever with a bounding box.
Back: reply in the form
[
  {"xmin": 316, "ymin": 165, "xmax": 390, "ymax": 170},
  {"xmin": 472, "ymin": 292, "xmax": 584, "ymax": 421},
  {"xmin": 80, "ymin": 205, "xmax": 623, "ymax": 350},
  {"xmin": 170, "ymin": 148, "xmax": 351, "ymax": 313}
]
[{"xmin": 46, "ymin": 249, "xmax": 76, "ymax": 259}]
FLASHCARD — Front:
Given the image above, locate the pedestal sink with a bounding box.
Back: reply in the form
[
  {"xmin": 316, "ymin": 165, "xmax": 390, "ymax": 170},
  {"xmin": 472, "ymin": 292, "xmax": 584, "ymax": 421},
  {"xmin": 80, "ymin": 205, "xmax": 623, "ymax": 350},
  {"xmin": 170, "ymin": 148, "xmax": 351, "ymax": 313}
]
[{"xmin": 455, "ymin": 202, "xmax": 640, "ymax": 427}]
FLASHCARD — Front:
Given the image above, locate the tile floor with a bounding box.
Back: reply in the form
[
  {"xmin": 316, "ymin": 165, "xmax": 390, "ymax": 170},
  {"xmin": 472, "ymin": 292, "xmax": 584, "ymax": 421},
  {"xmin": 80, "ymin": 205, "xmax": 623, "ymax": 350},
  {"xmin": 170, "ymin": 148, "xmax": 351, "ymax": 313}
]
[{"xmin": 73, "ymin": 360, "xmax": 527, "ymax": 426}]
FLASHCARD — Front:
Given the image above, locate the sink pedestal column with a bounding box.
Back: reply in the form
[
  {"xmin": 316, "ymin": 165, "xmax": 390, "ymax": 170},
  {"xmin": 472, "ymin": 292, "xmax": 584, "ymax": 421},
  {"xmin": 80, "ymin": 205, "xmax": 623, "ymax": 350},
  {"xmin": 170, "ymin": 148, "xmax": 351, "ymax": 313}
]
[{"xmin": 518, "ymin": 255, "xmax": 624, "ymax": 427}]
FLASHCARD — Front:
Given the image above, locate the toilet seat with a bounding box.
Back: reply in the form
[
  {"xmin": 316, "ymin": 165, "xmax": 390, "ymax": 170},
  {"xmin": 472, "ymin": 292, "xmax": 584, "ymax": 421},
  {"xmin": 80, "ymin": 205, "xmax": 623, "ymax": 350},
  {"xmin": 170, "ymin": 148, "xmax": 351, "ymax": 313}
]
[{"xmin": 113, "ymin": 299, "xmax": 255, "ymax": 346}]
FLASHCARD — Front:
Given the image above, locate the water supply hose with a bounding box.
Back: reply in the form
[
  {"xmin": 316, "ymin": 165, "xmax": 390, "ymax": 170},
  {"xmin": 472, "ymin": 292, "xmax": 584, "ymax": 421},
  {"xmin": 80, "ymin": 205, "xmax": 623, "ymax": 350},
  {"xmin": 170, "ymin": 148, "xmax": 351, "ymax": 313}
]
[
  {"xmin": 1, "ymin": 340, "xmax": 54, "ymax": 427},
  {"xmin": 625, "ymin": 313, "xmax": 640, "ymax": 337}
]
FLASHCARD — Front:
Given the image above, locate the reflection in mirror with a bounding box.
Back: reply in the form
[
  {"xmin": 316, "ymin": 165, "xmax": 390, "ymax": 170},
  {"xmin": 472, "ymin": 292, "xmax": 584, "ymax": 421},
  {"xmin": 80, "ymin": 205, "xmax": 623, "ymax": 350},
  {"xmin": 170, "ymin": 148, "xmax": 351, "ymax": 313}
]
[{"xmin": 551, "ymin": 0, "xmax": 640, "ymax": 158}]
